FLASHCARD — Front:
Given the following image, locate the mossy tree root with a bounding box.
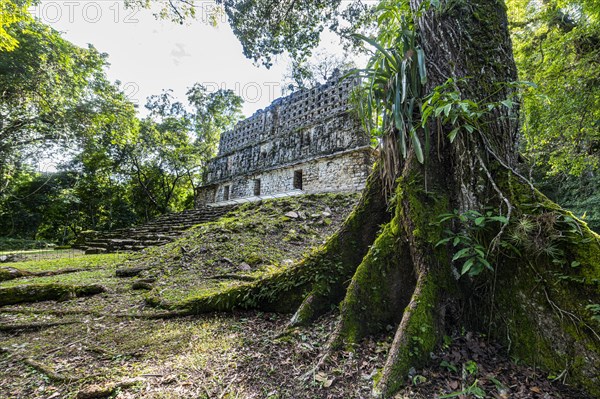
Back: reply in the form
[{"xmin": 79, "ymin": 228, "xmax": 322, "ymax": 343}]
[
  {"xmin": 0, "ymin": 283, "xmax": 107, "ymax": 306},
  {"xmin": 165, "ymin": 160, "xmax": 599, "ymax": 397},
  {"xmin": 375, "ymin": 271, "xmax": 443, "ymax": 397},
  {"xmin": 481, "ymin": 174, "xmax": 600, "ymax": 396},
  {"xmin": 0, "ymin": 347, "xmax": 67, "ymax": 382},
  {"xmin": 331, "ymin": 159, "xmax": 455, "ymax": 397},
  {"xmin": 333, "ymin": 218, "xmax": 416, "ymax": 346},
  {"xmin": 0, "ymin": 267, "xmax": 88, "ymax": 282},
  {"xmin": 0, "ymin": 321, "xmax": 80, "ymax": 333}
]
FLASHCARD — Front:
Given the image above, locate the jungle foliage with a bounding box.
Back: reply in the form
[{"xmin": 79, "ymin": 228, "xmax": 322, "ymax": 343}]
[
  {"xmin": 0, "ymin": 15, "xmax": 243, "ymax": 245},
  {"xmin": 507, "ymin": 0, "xmax": 600, "ymax": 231}
]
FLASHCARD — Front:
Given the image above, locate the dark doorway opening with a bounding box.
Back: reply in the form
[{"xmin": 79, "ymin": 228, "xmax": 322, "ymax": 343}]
[
  {"xmin": 254, "ymin": 179, "xmax": 261, "ymax": 196},
  {"xmin": 293, "ymin": 170, "xmax": 303, "ymax": 190}
]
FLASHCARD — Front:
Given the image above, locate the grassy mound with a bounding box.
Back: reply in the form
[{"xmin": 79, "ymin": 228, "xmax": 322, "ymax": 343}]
[{"xmin": 125, "ymin": 193, "xmax": 359, "ymax": 308}]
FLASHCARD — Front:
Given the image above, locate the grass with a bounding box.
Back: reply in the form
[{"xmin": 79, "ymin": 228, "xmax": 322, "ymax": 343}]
[
  {"xmin": 0, "ymin": 253, "xmax": 127, "ymax": 274},
  {"xmin": 0, "ymin": 268, "xmax": 117, "ymax": 289}
]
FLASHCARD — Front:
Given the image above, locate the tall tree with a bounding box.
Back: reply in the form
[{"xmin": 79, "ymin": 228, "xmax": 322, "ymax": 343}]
[
  {"xmin": 128, "ymin": 0, "xmax": 342, "ymax": 67},
  {"xmin": 0, "ymin": 17, "xmax": 111, "ymax": 193},
  {"xmin": 186, "ymin": 84, "xmax": 243, "ymax": 167},
  {"xmin": 122, "ymin": 86, "xmax": 243, "ymax": 217},
  {"xmin": 283, "ymin": 49, "xmax": 356, "ymax": 93},
  {"xmin": 140, "ymin": 0, "xmax": 600, "ymax": 397}
]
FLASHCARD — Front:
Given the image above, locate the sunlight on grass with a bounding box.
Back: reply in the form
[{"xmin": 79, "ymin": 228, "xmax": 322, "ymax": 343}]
[{"xmin": 1, "ymin": 253, "xmax": 128, "ymax": 273}]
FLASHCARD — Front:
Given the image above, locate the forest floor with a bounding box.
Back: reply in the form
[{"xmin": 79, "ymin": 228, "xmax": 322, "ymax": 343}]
[{"xmin": 0, "ymin": 193, "xmax": 593, "ymax": 399}]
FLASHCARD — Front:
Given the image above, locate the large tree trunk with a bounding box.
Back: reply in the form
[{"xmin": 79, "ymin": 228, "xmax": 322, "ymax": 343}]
[{"xmin": 173, "ymin": 0, "xmax": 600, "ymax": 397}]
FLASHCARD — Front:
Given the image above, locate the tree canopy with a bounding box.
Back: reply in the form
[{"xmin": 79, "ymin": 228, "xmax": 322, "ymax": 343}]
[
  {"xmin": 0, "ymin": 0, "xmax": 29, "ymax": 51},
  {"xmin": 509, "ymin": 0, "xmax": 600, "ymax": 176},
  {"xmin": 0, "ymin": 17, "xmax": 117, "ymax": 193}
]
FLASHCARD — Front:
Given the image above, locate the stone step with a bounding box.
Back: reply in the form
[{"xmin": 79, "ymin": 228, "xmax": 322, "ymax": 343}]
[{"xmin": 76, "ymin": 205, "xmax": 237, "ymax": 253}]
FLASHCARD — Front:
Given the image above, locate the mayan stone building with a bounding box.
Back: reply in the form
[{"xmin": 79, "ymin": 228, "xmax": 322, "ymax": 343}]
[{"xmin": 195, "ymin": 73, "xmax": 375, "ymax": 205}]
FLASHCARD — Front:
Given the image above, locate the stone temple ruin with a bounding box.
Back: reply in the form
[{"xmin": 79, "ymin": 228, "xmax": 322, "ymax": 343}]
[
  {"xmin": 195, "ymin": 73, "xmax": 375, "ymax": 206},
  {"xmin": 77, "ymin": 73, "xmax": 375, "ymax": 253}
]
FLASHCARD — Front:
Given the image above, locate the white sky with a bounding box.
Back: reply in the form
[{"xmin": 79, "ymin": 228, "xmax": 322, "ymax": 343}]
[{"xmin": 29, "ymin": 0, "xmax": 291, "ymax": 117}]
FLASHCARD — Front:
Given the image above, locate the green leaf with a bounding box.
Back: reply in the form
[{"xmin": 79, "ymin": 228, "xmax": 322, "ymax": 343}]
[
  {"xmin": 435, "ymin": 237, "xmax": 452, "ymax": 247},
  {"xmin": 410, "ymin": 127, "xmax": 424, "ymax": 163},
  {"xmin": 438, "ymin": 214, "xmax": 456, "ymax": 223},
  {"xmin": 399, "ymin": 127, "xmax": 408, "ymax": 159},
  {"xmin": 352, "ymin": 34, "xmax": 398, "ymax": 71},
  {"xmin": 434, "ymin": 105, "xmax": 444, "ymax": 117},
  {"xmin": 488, "ymin": 216, "xmax": 508, "ymax": 224},
  {"xmin": 452, "ymin": 247, "xmax": 472, "ymax": 261},
  {"xmin": 417, "ymin": 47, "xmax": 427, "ymax": 85},
  {"xmin": 443, "ymin": 103, "xmax": 452, "ymax": 117},
  {"xmin": 463, "ymin": 124, "xmax": 475, "ymax": 133},
  {"xmin": 394, "ymin": 76, "xmax": 404, "ymax": 130},
  {"xmin": 421, "ymin": 105, "xmax": 433, "ymax": 126},
  {"xmin": 448, "ymin": 127, "xmax": 460, "ymax": 143},
  {"xmin": 473, "ymin": 246, "xmax": 486, "ymax": 258},
  {"xmin": 401, "ymin": 60, "xmax": 408, "ymax": 103},
  {"xmin": 480, "ymin": 258, "xmax": 493, "ymax": 270},
  {"xmin": 474, "ymin": 216, "xmax": 485, "ymax": 226},
  {"xmin": 461, "ymin": 258, "xmax": 475, "ymax": 275}
]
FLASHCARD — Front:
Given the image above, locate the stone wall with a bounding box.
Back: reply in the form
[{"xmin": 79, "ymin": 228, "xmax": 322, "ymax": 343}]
[
  {"xmin": 203, "ymin": 147, "xmax": 372, "ymax": 203},
  {"xmin": 196, "ymin": 73, "xmax": 375, "ymax": 205}
]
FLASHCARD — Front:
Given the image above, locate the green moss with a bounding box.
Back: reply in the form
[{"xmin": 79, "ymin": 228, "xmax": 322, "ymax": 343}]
[
  {"xmin": 0, "ymin": 267, "xmax": 30, "ymax": 282},
  {"xmin": 572, "ymin": 228, "xmax": 600, "ymax": 284},
  {"xmin": 338, "ymin": 221, "xmax": 413, "ymax": 344},
  {"xmin": 488, "ymin": 171, "xmax": 600, "ymax": 397},
  {"xmin": 0, "ymin": 283, "xmax": 106, "ymax": 305},
  {"xmin": 378, "ymin": 272, "xmax": 442, "ymax": 397},
  {"xmin": 395, "ymin": 172, "xmax": 450, "ymax": 251},
  {"xmin": 493, "ymin": 262, "xmax": 600, "ymax": 396},
  {"xmin": 0, "ymin": 268, "xmax": 119, "ymax": 290}
]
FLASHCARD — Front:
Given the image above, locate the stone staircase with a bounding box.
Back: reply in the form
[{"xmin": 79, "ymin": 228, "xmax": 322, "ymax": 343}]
[{"xmin": 75, "ymin": 206, "xmax": 236, "ymax": 254}]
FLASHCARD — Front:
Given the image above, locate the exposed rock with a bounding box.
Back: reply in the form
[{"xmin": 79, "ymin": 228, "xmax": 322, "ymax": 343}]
[
  {"xmin": 85, "ymin": 248, "xmax": 107, "ymax": 255},
  {"xmin": 131, "ymin": 281, "xmax": 153, "ymax": 290},
  {"xmin": 74, "ymin": 206, "xmax": 236, "ymax": 254},
  {"xmin": 0, "ymin": 267, "xmax": 31, "ymax": 281},
  {"xmin": 238, "ymin": 262, "xmax": 251, "ymax": 271},
  {"xmin": 0, "ymin": 254, "xmax": 26, "ymax": 263},
  {"xmin": 115, "ymin": 267, "xmax": 148, "ymax": 278},
  {"xmin": 285, "ymin": 211, "xmax": 299, "ymax": 219}
]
